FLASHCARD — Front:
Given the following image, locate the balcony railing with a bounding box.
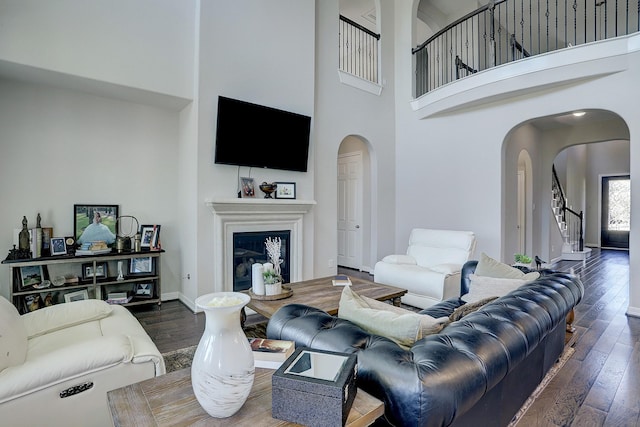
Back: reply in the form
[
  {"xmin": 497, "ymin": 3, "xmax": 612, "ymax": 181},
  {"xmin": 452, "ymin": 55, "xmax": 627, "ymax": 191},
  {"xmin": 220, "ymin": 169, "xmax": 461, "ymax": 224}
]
[
  {"xmin": 413, "ymin": 0, "xmax": 640, "ymax": 97},
  {"xmin": 339, "ymin": 15, "xmax": 380, "ymax": 84}
]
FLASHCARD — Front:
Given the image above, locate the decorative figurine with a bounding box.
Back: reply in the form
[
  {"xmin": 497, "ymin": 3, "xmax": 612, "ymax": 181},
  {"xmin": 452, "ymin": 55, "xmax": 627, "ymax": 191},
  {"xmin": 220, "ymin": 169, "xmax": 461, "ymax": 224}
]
[{"xmin": 19, "ymin": 216, "xmax": 30, "ymax": 251}]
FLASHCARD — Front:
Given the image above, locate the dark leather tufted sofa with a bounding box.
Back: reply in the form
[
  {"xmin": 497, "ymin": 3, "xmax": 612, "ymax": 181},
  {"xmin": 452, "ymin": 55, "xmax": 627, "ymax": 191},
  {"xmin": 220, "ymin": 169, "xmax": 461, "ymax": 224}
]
[{"xmin": 266, "ymin": 261, "xmax": 584, "ymax": 427}]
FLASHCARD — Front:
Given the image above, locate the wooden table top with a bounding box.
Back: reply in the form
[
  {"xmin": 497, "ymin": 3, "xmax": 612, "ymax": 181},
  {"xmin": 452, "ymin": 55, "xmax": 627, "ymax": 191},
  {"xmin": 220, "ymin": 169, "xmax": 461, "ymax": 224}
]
[
  {"xmin": 107, "ymin": 367, "xmax": 384, "ymax": 427},
  {"xmin": 244, "ymin": 275, "xmax": 407, "ymax": 319}
]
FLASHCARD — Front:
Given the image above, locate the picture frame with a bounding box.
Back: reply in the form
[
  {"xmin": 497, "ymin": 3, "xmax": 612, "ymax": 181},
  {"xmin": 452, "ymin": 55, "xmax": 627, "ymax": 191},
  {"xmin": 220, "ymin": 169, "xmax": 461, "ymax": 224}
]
[
  {"xmin": 64, "ymin": 289, "xmax": 89, "ymax": 303},
  {"xmin": 139, "ymin": 225, "xmax": 161, "ymax": 250},
  {"xmin": 64, "ymin": 236, "xmax": 76, "ymax": 255},
  {"xmin": 129, "ymin": 256, "xmax": 153, "ymax": 275},
  {"xmin": 20, "ymin": 265, "xmax": 44, "ymax": 288},
  {"xmin": 275, "ymin": 182, "xmax": 296, "ymax": 199},
  {"xmin": 50, "ymin": 237, "xmax": 67, "ymax": 256},
  {"xmin": 82, "ymin": 262, "xmax": 108, "ymax": 280},
  {"xmin": 240, "ymin": 177, "xmax": 256, "ymax": 198},
  {"xmin": 134, "ymin": 283, "xmax": 154, "ymax": 298},
  {"xmin": 74, "ymin": 204, "xmax": 119, "ymax": 246}
]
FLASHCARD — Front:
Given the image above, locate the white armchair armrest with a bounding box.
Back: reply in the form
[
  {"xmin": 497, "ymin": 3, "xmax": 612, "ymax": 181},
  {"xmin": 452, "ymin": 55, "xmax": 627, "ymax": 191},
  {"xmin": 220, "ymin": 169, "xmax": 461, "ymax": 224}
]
[
  {"xmin": 429, "ymin": 263, "xmax": 463, "ymax": 275},
  {"xmin": 0, "ymin": 334, "xmax": 132, "ymax": 403},
  {"xmin": 381, "ymin": 254, "xmax": 417, "ymax": 265}
]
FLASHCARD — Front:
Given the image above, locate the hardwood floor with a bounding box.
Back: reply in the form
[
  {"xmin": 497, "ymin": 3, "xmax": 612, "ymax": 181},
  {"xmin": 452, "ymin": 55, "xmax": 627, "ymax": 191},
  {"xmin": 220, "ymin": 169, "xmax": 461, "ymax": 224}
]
[{"xmin": 133, "ymin": 249, "xmax": 639, "ymax": 426}]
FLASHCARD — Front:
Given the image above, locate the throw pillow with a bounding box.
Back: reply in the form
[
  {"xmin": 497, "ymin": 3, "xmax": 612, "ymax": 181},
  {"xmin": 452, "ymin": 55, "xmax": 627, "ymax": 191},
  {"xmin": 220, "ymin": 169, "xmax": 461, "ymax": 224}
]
[
  {"xmin": 475, "ymin": 252, "xmax": 540, "ymax": 280},
  {"xmin": 22, "ymin": 299, "xmax": 113, "ymax": 339},
  {"xmin": 449, "ymin": 296, "xmax": 498, "ymax": 322},
  {"xmin": 0, "ymin": 296, "xmax": 28, "ymax": 370},
  {"xmin": 338, "ymin": 286, "xmax": 449, "ymax": 348},
  {"xmin": 462, "ymin": 274, "xmax": 529, "ymax": 303}
]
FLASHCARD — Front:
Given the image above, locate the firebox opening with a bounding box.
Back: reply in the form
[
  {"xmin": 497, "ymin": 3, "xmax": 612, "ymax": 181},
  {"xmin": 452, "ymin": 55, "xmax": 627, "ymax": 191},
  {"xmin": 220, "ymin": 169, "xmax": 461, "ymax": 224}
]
[{"xmin": 233, "ymin": 230, "xmax": 291, "ymax": 291}]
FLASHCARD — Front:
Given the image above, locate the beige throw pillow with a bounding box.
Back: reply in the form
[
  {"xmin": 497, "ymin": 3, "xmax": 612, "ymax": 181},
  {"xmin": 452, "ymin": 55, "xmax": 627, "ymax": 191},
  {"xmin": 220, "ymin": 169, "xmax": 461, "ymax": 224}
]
[
  {"xmin": 338, "ymin": 286, "xmax": 449, "ymax": 348},
  {"xmin": 449, "ymin": 296, "xmax": 498, "ymax": 321},
  {"xmin": 462, "ymin": 274, "xmax": 530, "ymax": 303},
  {"xmin": 475, "ymin": 252, "xmax": 540, "ymax": 280}
]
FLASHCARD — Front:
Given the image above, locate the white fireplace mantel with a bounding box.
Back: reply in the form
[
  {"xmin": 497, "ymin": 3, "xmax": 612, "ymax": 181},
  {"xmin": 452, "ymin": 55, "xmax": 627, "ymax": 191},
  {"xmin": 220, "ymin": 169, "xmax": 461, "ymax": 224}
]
[
  {"xmin": 205, "ymin": 198, "xmax": 316, "ymax": 293},
  {"xmin": 205, "ymin": 198, "xmax": 316, "ymax": 215}
]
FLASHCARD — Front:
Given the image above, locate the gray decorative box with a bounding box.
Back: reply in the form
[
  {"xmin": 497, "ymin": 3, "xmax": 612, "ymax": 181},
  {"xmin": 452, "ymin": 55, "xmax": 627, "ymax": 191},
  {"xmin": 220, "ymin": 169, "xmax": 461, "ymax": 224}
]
[{"xmin": 272, "ymin": 347, "xmax": 358, "ymax": 427}]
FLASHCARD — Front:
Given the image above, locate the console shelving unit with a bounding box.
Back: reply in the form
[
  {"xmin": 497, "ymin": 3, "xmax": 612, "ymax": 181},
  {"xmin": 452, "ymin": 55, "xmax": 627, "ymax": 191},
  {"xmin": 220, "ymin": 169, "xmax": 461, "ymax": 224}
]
[{"xmin": 2, "ymin": 250, "xmax": 163, "ymax": 314}]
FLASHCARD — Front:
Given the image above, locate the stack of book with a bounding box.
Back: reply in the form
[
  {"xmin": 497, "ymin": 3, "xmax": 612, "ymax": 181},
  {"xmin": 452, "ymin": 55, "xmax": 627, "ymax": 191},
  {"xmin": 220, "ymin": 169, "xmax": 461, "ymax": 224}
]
[
  {"xmin": 249, "ymin": 338, "xmax": 295, "ymax": 369},
  {"xmin": 332, "ymin": 275, "xmax": 352, "ymax": 286},
  {"xmin": 106, "ymin": 291, "xmax": 133, "ymax": 305}
]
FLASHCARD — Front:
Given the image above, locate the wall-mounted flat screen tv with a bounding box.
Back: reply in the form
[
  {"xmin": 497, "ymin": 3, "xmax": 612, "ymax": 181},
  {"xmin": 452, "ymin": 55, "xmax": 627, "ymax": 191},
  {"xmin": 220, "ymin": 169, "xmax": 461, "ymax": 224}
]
[{"xmin": 214, "ymin": 96, "xmax": 311, "ymax": 172}]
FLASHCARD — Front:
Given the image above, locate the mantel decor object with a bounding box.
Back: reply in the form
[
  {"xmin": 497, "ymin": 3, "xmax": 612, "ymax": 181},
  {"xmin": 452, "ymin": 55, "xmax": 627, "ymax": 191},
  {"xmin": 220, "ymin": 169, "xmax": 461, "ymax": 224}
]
[
  {"xmin": 191, "ymin": 292, "xmax": 254, "ymax": 418},
  {"xmin": 259, "ymin": 182, "xmax": 277, "ymax": 198}
]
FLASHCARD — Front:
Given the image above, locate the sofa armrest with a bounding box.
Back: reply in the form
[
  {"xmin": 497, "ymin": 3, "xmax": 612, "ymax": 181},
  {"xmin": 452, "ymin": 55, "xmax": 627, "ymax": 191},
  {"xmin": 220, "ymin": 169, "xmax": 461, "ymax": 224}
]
[
  {"xmin": 22, "ymin": 300, "xmax": 113, "ymax": 339},
  {"xmin": 380, "ymin": 254, "xmax": 416, "ymax": 265},
  {"xmin": 0, "ymin": 334, "xmax": 132, "ymax": 404}
]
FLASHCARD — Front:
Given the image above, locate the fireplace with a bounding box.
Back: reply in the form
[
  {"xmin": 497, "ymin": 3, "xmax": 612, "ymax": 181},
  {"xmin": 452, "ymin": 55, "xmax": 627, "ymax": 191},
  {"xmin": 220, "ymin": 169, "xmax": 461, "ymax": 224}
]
[
  {"xmin": 233, "ymin": 230, "xmax": 290, "ymax": 291},
  {"xmin": 206, "ymin": 198, "xmax": 315, "ymax": 293}
]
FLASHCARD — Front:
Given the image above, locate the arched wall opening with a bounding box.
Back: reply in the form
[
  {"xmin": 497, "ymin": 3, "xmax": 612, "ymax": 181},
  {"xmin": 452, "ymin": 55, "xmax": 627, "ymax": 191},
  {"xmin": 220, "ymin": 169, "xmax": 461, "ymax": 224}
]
[
  {"xmin": 337, "ymin": 135, "xmax": 376, "ymax": 273},
  {"xmin": 502, "ymin": 109, "xmax": 630, "ymax": 265}
]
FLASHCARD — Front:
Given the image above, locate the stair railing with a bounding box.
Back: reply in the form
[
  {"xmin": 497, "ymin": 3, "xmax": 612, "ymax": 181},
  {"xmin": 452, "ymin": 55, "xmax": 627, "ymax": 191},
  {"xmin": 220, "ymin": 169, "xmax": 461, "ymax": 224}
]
[{"xmin": 552, "ymin": 166, "xmax": 584, "ymax": 252}]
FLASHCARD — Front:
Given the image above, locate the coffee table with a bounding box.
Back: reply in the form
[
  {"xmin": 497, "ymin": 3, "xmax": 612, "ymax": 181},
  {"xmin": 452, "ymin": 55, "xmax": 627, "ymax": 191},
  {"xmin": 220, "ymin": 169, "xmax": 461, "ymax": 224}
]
[
  {"xmin": 244, "ymin": 275, "xmax": 407, "ymax": 319},
  {"xmin": 107, "ymin": 367, "xmax": 384, "ymax": 426}
]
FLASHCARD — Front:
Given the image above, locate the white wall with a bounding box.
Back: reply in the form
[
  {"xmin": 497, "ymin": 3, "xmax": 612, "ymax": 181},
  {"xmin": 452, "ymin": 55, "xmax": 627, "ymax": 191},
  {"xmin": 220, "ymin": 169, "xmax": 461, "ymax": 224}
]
[
  {"xmin": 315, "ymin": 0, "xmax": 397, "ymax": 276},
  {"xmin": 0, "ymin": 81, "xmax": 180, "ymax": 297},
  {"xmin": 0, "ymin": 0, "xmax": 195, "ymax": 100}
]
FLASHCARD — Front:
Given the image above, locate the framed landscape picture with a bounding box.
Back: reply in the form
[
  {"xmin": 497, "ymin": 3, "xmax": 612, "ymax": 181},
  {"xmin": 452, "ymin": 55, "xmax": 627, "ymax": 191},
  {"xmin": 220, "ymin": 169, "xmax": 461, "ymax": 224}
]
[
  {"xmin": 275, "ymin": 182, "xmax": 296, "ymax": 199},
  {"xmin": 74, "ymin": 204, "xmax": 119, "ymax": 245},
  {"xmin": 20, "ymin": 265, "xmax": 44, "ymax": 288},
  {"xmin": 130, "ymin": 256, "xmax": 153, "ymax": 275}
]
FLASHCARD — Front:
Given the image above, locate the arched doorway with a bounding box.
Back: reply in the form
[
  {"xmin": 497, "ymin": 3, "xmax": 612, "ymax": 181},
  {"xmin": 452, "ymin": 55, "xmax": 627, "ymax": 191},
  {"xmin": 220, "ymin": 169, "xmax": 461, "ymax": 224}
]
[{"xmin": 337, "ymin": 135, "xmax": 372, "ymax": 272}]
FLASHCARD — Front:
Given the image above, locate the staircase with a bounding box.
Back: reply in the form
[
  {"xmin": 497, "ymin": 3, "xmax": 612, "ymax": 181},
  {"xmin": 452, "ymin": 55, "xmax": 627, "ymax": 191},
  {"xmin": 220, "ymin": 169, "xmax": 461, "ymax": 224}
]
[{"xmin": 551, "ymin": 167, "xmax": 592, "ymax": 261}]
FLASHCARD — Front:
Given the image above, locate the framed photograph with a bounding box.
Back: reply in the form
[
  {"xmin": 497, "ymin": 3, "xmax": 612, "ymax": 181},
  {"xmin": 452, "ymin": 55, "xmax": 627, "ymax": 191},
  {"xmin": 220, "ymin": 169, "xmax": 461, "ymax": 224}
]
[
  {"xmin": 130, "ymin": 256, "xmax": 153, "ymax": 274},
  {"xmin": 20, "ymin": 265, "xmax": 44, "ymax": 288},
  {"xmin": 139, "ymin": 225, "xmax": 161, "ymax": 249},
  {"xmin": 41, "ymin": 227, "xmax": 53, "ymax": 254},
  {"xmin": 50, "ymin": 237, "xmax": 67, "ymax": 256},
  {"xmin": 64, "ymin": 236, "xmax": 76, "ymax": 255},
  {"xmin": 82, "ymin": 262, "xmax": 108, "ymax": 280},
  {"xmin": 240, "ymin": 177, "xmax": 256, "ymax": 198},
  {"xmin": 134, "ymin": 283, "xmax": 154, "ymax": 298},
  {"xmin": 64, "ymin": 289, "xmax": 89, "ymax": 303},
  {"xmin": 74, "ymin": 204, "xmax": 119, "ymax": 246},
  {"xmin": 275, "ymin": 182, "xmax": 296, "ymax": 199}
]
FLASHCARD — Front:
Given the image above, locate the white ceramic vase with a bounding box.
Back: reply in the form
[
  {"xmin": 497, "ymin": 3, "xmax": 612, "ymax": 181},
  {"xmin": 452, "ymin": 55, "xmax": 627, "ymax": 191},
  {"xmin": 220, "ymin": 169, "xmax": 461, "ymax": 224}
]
[{"xmin": 191, "ymin": 292, "xmax": 255, "ymax": 418}]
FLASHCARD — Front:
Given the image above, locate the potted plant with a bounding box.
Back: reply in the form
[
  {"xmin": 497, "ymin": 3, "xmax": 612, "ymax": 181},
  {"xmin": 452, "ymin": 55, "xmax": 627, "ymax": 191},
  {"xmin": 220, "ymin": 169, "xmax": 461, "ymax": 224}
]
[
  {"xmin": 263, "ymin": 269, "xmax": 282, "ymax": 296},
  {"xmin": 514, "ymin": 254, "xmax": 533, "ymax": 268}
]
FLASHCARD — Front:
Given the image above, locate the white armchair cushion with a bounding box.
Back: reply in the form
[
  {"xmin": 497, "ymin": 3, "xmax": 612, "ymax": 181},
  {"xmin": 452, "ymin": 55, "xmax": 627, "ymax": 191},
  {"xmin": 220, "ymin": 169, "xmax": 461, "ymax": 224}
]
[
  {"xmin": 0, "ymin": 334, "xmax": 132, "ymax": 403},
  {"xmin": 429, "ymin": 263, "xmax": 462, "ymax": 275},
  {"xmin": 22, "ymin": 299, "xmax": 113, "ymax": 339},
  {"xmin": 380, "ymin": 254, "xmax": 417, "ymax": 265},
  {"xmin": 0, "ymin": 296, "xmax": 28, "ymax": 371}
]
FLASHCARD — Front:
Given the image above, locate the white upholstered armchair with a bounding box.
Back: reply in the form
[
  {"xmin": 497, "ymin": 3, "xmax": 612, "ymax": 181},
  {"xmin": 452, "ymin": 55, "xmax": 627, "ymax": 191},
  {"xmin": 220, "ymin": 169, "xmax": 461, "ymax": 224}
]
[
  {"xmin": 0, "ymin": 296, "xmax": 165, "ymax": 427},
  {"xmin": 374, "ymin": 229, "xmax": 476, "ymax": 308}
]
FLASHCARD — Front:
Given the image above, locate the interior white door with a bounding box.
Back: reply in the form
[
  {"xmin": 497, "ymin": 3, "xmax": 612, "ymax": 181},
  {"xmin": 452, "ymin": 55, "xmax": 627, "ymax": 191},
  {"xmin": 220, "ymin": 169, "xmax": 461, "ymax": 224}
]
[
  {"xmin": 337, "ymin": 152, "xmax": 363, "ymax": 269},
  {"xmin": 517, "ymin": 170, "xmax": 526, "ymax": 254}
]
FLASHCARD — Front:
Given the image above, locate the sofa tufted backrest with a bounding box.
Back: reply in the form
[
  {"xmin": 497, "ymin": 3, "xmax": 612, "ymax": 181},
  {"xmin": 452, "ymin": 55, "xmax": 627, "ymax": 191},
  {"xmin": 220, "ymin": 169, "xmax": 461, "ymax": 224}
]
[{"xmin": 406, "ymin": 229, "xmax": 476, "ymax": 268}]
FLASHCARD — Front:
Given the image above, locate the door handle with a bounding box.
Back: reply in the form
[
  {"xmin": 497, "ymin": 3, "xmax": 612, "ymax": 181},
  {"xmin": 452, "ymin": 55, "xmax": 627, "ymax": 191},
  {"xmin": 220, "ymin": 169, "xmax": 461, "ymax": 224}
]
[{"xmin": 355, "ymin": 225, "xmax": 360, "ymax": 229}]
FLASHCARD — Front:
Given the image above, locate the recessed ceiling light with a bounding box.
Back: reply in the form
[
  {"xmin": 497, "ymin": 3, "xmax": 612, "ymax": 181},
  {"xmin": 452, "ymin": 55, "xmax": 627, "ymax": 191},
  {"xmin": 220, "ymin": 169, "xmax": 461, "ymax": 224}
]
[{"xmin": 572, "ymin": 111, "xmax": 586, "ymax": 117}]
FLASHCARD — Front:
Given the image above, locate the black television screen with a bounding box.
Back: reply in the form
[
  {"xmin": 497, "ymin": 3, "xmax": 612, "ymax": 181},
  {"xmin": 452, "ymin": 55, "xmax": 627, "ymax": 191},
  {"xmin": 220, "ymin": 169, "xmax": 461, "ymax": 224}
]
[{"xmin": 214, "ymin": 96, "xmax": 311, "ymax": 172}]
